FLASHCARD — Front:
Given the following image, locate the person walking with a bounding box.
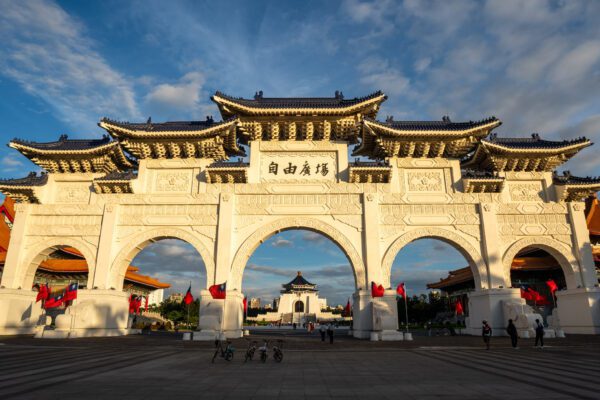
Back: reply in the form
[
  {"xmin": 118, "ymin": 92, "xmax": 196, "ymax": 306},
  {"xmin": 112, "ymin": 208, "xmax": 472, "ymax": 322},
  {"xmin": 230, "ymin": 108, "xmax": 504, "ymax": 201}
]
[
  {"xmin": 327, "ymin": 323, "xmax": 334, "ymax": 344},
  {"xmin": 506, "ymin": 319, "xmax": 518, "ymax": 349},
  {"xmin": 534, "ymin": 319, "xmax": 545, "ymax": 348},
  {"xmin": 482, "ymin": 320, "xmax": 492, "ymax": 350},
  {"xmin": 319, "ymin": 323, "xmax": 326, "ymax": 342}
]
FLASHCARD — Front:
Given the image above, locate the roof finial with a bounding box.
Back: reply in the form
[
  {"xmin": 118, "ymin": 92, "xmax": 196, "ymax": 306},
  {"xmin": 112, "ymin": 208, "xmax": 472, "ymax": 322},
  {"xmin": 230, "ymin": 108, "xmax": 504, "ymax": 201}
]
[
  {"xmin": 386, "ymin": 115, "xmax": 394, "ymax": 123},
  {"xmin": 206, "ymin": 115, "xmax": 214, "ymax": 123},
  {"xmin": 531, "ymin": 132, "xmax": 540, "ymax": 140},
  {"xmin": 59, "ymin": 134, "xmax": 68, "ymax": 141},
  {"xmin": 147, "ymin": 116, "xmax": 152, "ymax": 124},
  {"xmin": 297, "ymin": 271, "xmax": 302, "ymax": 276},
  {"xmin": 442, "ymin": 115, "xmax": 451, "ymax": 123},
  {"xmin": 254, "ymin": 90, "xmax": 263, "ymax": 100}
]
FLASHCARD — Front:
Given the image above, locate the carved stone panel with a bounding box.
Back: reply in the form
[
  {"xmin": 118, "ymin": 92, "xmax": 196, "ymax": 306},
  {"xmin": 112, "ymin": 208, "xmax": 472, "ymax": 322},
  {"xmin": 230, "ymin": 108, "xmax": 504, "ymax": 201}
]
[
  {"xmin": 54, "ymin": 183, "xmax": 91, "ymax": 204},
  {"xmin": 119, "ymin": 205, "xmax": 218, "ymax": 226},
  {"xmin": 153, "ymin": 170, "xmax": 193, "ymax": 193},
  {"xmin": 508, "ymin": 181, "xmax": 545, "ymax": 202},
  {"xmin": 406, "ymin": 170, "xmax": 445, "ymax": 192}
]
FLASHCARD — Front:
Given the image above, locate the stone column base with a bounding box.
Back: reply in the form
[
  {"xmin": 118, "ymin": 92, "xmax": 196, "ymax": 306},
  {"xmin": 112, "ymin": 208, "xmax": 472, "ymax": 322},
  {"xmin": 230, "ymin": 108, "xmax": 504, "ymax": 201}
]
[
  {"xmin": 193, "ymin": 330, "xmax": 219, "ymax": 341},
  {"xmin": 0, "ymin": 288, "xmax": 44, "ymax": 335},
  {"xmin": 556, "ymin": 288, "xmax": 600, "ymax": 334},
  {"xmin": 467, "ymin": 288, "xmax": 521, "ymax": 336}
]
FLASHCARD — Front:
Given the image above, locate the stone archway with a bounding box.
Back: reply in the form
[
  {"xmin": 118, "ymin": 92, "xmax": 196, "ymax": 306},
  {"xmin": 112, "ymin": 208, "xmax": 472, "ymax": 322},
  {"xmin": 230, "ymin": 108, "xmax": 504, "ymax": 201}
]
[
  {"xmin": 20, "ymin": 237, "xmax": 97, "ymax": 290},
  {"xmin": 381, "ymin": 227, "xmax": 487, "ymax": 290},
  {"xmin": 109, "ymin": 227, "xmax": 215, "ymax": 290},
  {"xmin": 228, "ymin": 217, "xmax": 366, "ymax": 291},
  {"xmin": 502, "ymin": 237, "xmax": 580, "ymax": 290}
]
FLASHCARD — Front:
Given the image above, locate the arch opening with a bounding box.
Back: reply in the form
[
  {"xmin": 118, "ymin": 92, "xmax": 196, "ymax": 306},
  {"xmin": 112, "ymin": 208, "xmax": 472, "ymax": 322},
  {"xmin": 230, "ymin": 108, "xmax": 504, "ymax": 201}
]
[
  {"xmin": 113, "ymin": 235, "xmax": 209, "ymax": 330},
  {"xmin": 241, "ymin": 229, "xmax": 355, "ymax": 327},
  {"xmin": 508, "ymin": 246, "xmax": 568, "ymax": 319},
  {"xmin": 388, "ymin": 237, "xmax": 477, "ymax": 330}
]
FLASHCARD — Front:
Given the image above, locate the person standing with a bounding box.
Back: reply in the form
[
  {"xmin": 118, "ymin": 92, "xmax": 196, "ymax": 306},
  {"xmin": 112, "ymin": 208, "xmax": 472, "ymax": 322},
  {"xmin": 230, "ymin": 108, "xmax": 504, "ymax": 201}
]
[
  {"xmin": 534, "ymin": 319, "xmax": 545, "ymax": 348},
  {"xmin": 327, "ymin": 323, "xmax": 334, "ymax": 344},
  {"xmin": 319, "ymin": 323, "xmax": 326, "ymax": 342},
  {"xmin": 506, "ymin": 319, "xmax": 518, "ymax": 349},
  {"xmin": 482, "ymin": 320, "xmax": 492, "ymax": 350}
]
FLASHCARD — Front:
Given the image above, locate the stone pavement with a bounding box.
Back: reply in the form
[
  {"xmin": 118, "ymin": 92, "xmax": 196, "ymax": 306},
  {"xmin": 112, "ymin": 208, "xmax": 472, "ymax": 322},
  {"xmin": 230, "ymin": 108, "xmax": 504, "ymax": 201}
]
[{"xmin": 0, "ymin": 332, "xmax": 599, "ymax": 400}]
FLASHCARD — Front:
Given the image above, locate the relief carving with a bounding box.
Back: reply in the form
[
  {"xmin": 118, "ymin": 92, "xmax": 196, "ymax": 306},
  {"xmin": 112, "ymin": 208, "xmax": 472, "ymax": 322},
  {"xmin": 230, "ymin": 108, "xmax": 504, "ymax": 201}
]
[
  {"xmin": 509, "ymin": 182, "xmax": 543, "ymax": 202},
  {"xmin": 407, "ymin": 171, "xmax": 444, "ymax": 192},
  {"xmin": 154, "ymin": 171, "xmax": 191, "ymax": 192}
]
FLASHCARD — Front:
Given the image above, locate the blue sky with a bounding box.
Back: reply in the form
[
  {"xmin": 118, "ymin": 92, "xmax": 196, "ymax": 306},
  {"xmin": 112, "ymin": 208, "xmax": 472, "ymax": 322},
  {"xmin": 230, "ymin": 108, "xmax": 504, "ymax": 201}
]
[{"xmin": 1, "ymin": 1, "xmax": 599, "ymax": 302}]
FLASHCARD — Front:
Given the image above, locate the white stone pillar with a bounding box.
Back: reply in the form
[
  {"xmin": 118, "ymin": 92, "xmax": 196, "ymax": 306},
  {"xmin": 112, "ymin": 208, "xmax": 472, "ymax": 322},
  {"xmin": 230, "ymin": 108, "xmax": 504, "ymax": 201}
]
[
  {"xmin": 195, "ymin": 289, "xmax": 223, "ymax": 341},
  {"xmin": 222, "ymin": 290, "xmax": 244, "ymax": 338},
  {"xmin": 351, "ymin": 289, "xmax": 372, "ymax": 339},
  {"xmin": 53, "ymin": 289, "xmax": 130, "ymax": 338},
  {"xmin": 0, "ymin": 203, "xmax": 32, "ymax": 289},
  {"xmin": 555, "ymin": 288, "xmax": 600, "ymax": 334},
  {"xmin": 0, "ymin": 288, "xmax": 43, "ymax": 335},
  {"xmin": 466, "ymin": 288, "xmax": 521, "ymax": 336},
  {"xmin": 372, "ymin": 289, "xmax": 403, "ymax": 341},
  {"xmin": 566, "ymin": 202, "xmax": 597, "ymax": 288},
  {"xmin": 213, "ymin": 193, "xmax": 234, "ymax": 286},
  {"xmin": 362, "ymin": 192, "xmax": 381, "ymax": 287},
  {"xmin": 92, "ymin": 204, "xmax": 119, "ymax": 289},
  {"xmin": 478, "ymin": 203, "xmax": 502, "ymax": 289}
]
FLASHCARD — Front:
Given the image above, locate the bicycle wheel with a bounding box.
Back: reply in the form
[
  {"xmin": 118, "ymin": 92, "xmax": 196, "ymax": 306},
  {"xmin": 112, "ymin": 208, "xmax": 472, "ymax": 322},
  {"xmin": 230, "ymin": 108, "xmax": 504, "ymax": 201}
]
[
  {"xmin": 225, "ymin": 351, "xmax": 233, "ymax": 361},
  {"xmin": 274, "ymin": 350, "xmax": 283, "ymax": 363}
]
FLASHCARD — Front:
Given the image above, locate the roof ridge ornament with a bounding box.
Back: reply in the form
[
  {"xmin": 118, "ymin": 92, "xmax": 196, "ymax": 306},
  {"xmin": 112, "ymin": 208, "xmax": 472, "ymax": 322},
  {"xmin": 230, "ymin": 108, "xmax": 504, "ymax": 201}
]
[
  {"xmin": 334, "ymin": 90, "xmax": 344, "ymax": 100},
  {"xmin": 254, "ymin": 90, "xmax": 263, "ymax": 100},
  {"xmin": 59, "ymin": 134, "xmax": 68, "ymax": 141},
  {"xmin": 442, "ymin": 115, "xmax": 451, "ymax": 123}
]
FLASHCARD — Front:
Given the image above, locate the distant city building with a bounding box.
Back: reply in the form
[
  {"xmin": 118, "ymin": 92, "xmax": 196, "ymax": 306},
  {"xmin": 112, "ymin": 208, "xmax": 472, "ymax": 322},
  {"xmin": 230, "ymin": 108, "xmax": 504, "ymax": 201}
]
[
  {"xmin": 264, "ymin": 304, "xmax": 273, "ymax": 311},
  {"xmin": 273, "ymin": 297, "xmax": 280, "ymax": 311},
  {"xmin": 168, "ymin": 292, "xmax": 183, "ymax": 303},
  {"xmin": 249, "ymin": 298, "xmax": 261, "ymax": 309}
]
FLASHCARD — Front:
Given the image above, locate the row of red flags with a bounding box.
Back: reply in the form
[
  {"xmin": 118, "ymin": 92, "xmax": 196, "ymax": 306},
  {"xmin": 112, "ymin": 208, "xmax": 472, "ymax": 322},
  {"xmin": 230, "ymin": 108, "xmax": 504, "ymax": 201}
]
[{"xmin": 35, "ymin": 283, "xmax": 78, "ymax": 309}]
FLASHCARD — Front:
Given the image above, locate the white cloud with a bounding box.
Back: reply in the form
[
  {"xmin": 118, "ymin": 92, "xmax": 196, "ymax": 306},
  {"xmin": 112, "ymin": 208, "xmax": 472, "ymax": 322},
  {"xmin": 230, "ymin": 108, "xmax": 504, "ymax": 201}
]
[
  {"xmin": 144, "ymin": 72, "xmax": 211, "ymax": 119},
  {"xmin": 358, "ymin": 58, "xmax": 409, "ymax": 96},
  {"xmin": 271, "ymin": 238, "xmax": 293, "ymax": 248},
  {"xmin": 1, "ymin": 154, "xmax": 24, "ymax": 169},
  {"xmin": 0, "ymin": 0, "xmax": 140, "ymax": 133}
]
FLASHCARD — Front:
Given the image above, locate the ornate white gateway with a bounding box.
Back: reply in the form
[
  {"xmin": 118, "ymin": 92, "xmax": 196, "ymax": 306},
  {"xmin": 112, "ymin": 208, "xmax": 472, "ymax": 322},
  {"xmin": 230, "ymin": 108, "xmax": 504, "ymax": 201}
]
[{"xmin": 1, "ymin": 90, "xmax": 599, "ymax": 338}]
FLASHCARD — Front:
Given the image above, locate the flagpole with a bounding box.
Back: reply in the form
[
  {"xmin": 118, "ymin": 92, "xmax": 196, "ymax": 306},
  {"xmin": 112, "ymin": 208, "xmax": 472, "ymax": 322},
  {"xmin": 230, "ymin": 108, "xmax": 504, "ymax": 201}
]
[
  {"xmin": 187, "ymin": 281, "xmax": 191, "ymax": 330},
  {"xmin": 404, "ymin": 285, "xmax": 409, "ymax": 333}
]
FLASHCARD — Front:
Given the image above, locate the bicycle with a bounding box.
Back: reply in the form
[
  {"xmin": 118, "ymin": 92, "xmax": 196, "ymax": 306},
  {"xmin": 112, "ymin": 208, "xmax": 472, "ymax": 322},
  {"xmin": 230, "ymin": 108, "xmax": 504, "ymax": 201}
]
[
  {"xmin": 257, "ymin": 339, "xmax": 284, "ymax": 363},
  {"xmin": 272, "ymin": 339, "xmax": 284, "ymax": 363},
  {"xmin": 244, "ymin": 339, "xmax": 258, "ymax": 362},
  {"xmin": 212, "ymin": 339, "xmax": 235, "ymax": 363}
]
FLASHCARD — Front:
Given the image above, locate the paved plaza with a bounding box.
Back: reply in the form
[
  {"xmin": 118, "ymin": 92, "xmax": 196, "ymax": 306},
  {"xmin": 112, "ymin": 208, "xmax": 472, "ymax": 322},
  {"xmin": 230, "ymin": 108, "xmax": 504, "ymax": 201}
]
[{"xmin": 0, "ymin": 332, "xmax": 598, "ymax": 400}]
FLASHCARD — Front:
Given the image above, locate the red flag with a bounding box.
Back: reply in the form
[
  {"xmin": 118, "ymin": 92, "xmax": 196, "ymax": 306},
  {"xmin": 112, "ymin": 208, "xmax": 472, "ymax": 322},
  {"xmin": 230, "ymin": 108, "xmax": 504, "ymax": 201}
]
[
  {"xmin": 344, "ymin": 298, "xmax": 351, "ymax": 317},
  {"xmin": 546, "ymin": 279, "xmax": 558, "ymax": 294},
  {"xmin": 183, "ymin": 285, "xmax": 194, "ymax": 305},
  {"xmin": 520, "ymin": 287, "xmax": 532, "ymax": 301},
  {"xmin": 64, "ymin": 282, "xmax": 78, "ymax": 302},
  {"xmin": 455, "ymin": 299, "xmax": 464, "ymax": 316},
  {"xmin": 371, "ymin": 281, "xmax": 385, "ymax": 298},
  {"xmin": 129, "ymin": 294, "xmax": 136, "ymax": 314},
  {"xmin": 209, "ymin": 282, "xmax": 227, "ymax": 299},
  {"xmin": 36, "ymin": 283, "xmax": 49, "ymax": 303},
  {"xmin": 243, "ymin": 297, "xmax": 247, "ymax": 314},
  {"xmin": 396, "ymin": 283, "xmax": 406, "ymax": 299},
  {"xmin": 44, "ymin": 293, "xmax": 64, "ymax": 309},
  {"xmin": 527, "ymin": 288, "xmax": 543, "ymax": 304},
  {"xmin": 144, "ymin": 295, "xmax": 149, "ymax": 311}
]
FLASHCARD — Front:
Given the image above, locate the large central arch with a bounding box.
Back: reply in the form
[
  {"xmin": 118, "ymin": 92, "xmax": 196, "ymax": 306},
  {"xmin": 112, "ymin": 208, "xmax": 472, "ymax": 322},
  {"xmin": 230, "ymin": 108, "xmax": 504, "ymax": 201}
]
[
  {"xmin": 381, "ymin": 227, "xmax": 487, "ymax": 290},
  {"xmin": 110, "ymin": 227, "xmax": 215, "ymax": 290},
  {"xmin": 229, "ymin": 217, "xmax": 366, "ymax": 291}
]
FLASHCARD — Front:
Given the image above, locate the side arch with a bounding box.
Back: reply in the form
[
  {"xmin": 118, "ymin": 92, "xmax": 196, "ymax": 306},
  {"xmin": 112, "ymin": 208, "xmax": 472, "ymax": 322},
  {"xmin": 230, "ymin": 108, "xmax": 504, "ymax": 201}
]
[
  {"xmin": 229, "ymin": 217, "xmax": 366, "ymax": 291},
  {"xmin": 20, "ymin": 237, "xmax": 97, "ymax": 290},
  {"xmin": 502, "ymin": 237, "xmax": 580, "ymax": 289},
  {"xmin": 381, "ymin": 227, "xmax": 487, "ymax": 289},
  {"xmin": 109, "ymin": 227, "xmax": 215, "ymax": 290}
]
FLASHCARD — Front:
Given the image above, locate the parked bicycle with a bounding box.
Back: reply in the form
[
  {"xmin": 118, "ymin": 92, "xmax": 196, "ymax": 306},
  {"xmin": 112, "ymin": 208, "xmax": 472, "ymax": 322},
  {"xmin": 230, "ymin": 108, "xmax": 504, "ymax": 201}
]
[
  {"xmin": 244, "ymin": 339, "xmax": 258, "ymax": 362},
  {"xmin": 257, "ymin": 339, "xmax": 284, "ymax": 363},
  {"xmin": 212, "ymin": 339, "xmax": 235, "ymax": 363}
]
